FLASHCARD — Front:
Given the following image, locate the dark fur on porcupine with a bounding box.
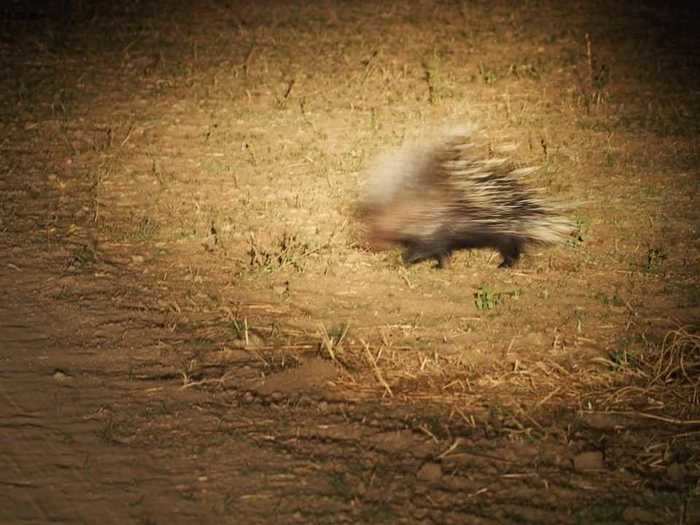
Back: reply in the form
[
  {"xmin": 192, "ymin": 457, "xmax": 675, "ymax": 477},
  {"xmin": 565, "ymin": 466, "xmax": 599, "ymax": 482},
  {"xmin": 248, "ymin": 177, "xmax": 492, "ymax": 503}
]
[{"xmin": 360, "ymin": 127, "xmax": 575, "ymax": 268}]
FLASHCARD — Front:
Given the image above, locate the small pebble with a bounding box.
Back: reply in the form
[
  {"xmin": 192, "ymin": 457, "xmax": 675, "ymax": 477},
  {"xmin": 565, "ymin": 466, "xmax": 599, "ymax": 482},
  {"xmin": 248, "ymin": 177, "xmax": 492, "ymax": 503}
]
[
  {"xmin": 52, "ymin": 370, "xmax": 73, "ymax": 383},
  {"xmin": 666, "ymin": 462, "xmax": 686, "ymax": 483},
  {"xmin": 242, "ymin": 391, "xmax": 255, "ymax": 403},
  {"xmin": 573, "ymin": 451, "xmax": 605, "ymax": 471},
  {"xmin": 270, "ymin": 391, "xmax": 284, "ymax": 402},
  {"xmin": 416, "ymin": 462, "xmax": 442, "ymax": 483}
]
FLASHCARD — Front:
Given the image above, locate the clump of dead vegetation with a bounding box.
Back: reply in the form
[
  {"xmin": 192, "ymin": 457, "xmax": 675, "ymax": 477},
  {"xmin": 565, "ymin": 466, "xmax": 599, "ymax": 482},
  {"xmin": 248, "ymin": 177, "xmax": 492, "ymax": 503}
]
[
  {"xmin": 585, "ymin": 327, "xmax": 700, "ymax": 420},
  {"xmin": 318, "ymin": 324, "xmax": 700, "ymax": 425}
]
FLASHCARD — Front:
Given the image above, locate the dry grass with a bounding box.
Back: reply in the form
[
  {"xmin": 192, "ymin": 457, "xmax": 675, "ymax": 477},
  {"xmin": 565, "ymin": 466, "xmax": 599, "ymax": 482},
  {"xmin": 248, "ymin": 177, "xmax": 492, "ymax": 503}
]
[{"xmin": 326, "ymin": 326, "xmax": 699, "ymax": 421}]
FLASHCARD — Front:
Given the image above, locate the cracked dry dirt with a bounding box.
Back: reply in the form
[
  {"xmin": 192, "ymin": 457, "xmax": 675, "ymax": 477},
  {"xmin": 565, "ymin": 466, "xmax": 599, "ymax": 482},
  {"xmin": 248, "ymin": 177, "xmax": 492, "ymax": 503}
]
[{"xmin": 1, "ymin": 1, "xmax": 699, "ymax": 524}]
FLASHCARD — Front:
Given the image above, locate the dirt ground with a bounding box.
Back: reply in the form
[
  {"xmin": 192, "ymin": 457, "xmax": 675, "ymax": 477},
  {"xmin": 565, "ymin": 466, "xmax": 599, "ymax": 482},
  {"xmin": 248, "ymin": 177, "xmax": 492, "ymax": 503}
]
[{"xmin": 1, "ymin": 1, "xmax": 699, "ymax": 523}]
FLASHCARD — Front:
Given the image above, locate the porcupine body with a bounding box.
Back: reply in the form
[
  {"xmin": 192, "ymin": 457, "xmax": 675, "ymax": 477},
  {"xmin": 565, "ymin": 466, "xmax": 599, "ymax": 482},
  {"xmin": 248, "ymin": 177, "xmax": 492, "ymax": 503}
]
[{"xmin": 360, "ymin": 127, "xmax": 574, "ymax": 268}]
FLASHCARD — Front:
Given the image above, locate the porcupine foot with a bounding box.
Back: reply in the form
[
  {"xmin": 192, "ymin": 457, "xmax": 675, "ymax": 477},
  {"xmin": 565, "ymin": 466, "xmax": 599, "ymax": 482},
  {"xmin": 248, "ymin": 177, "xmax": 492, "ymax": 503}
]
[{"xmin": 495, "ymin": 236, "xmax": 524, "ymax": 268}]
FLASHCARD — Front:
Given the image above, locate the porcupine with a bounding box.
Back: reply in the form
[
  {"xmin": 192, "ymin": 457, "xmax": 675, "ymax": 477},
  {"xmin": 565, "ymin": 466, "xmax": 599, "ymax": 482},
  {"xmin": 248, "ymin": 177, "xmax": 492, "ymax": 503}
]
[{"xmin": 359, "ymin": 127, "xmax": 575, "ymax": 268}]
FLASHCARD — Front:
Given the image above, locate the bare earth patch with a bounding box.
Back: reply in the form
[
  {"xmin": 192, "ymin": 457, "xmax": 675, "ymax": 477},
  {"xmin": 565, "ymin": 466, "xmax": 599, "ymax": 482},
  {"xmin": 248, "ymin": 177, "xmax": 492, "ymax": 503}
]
[{"xmin": 1, "ymin": 1, "xmax": 698, "ymax": 523}]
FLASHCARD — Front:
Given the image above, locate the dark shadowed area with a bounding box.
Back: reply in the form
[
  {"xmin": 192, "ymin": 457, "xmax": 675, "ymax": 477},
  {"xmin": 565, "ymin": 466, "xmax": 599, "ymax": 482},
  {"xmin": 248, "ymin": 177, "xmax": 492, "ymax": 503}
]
[{"xmin": 1, "ymin": 1, "xmax": 698, "ymax": 523}]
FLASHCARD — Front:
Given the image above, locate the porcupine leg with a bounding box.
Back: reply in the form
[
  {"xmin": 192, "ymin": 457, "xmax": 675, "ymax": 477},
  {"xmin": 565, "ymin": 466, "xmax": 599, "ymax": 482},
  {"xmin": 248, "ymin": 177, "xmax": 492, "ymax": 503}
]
[
  {"xmin": 496, "ymin": 237, "xmax": 523, "ymax": 268},
  {"xmin": 401, "ymin": 241, "xmax": 451, "ymax": 268}
]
